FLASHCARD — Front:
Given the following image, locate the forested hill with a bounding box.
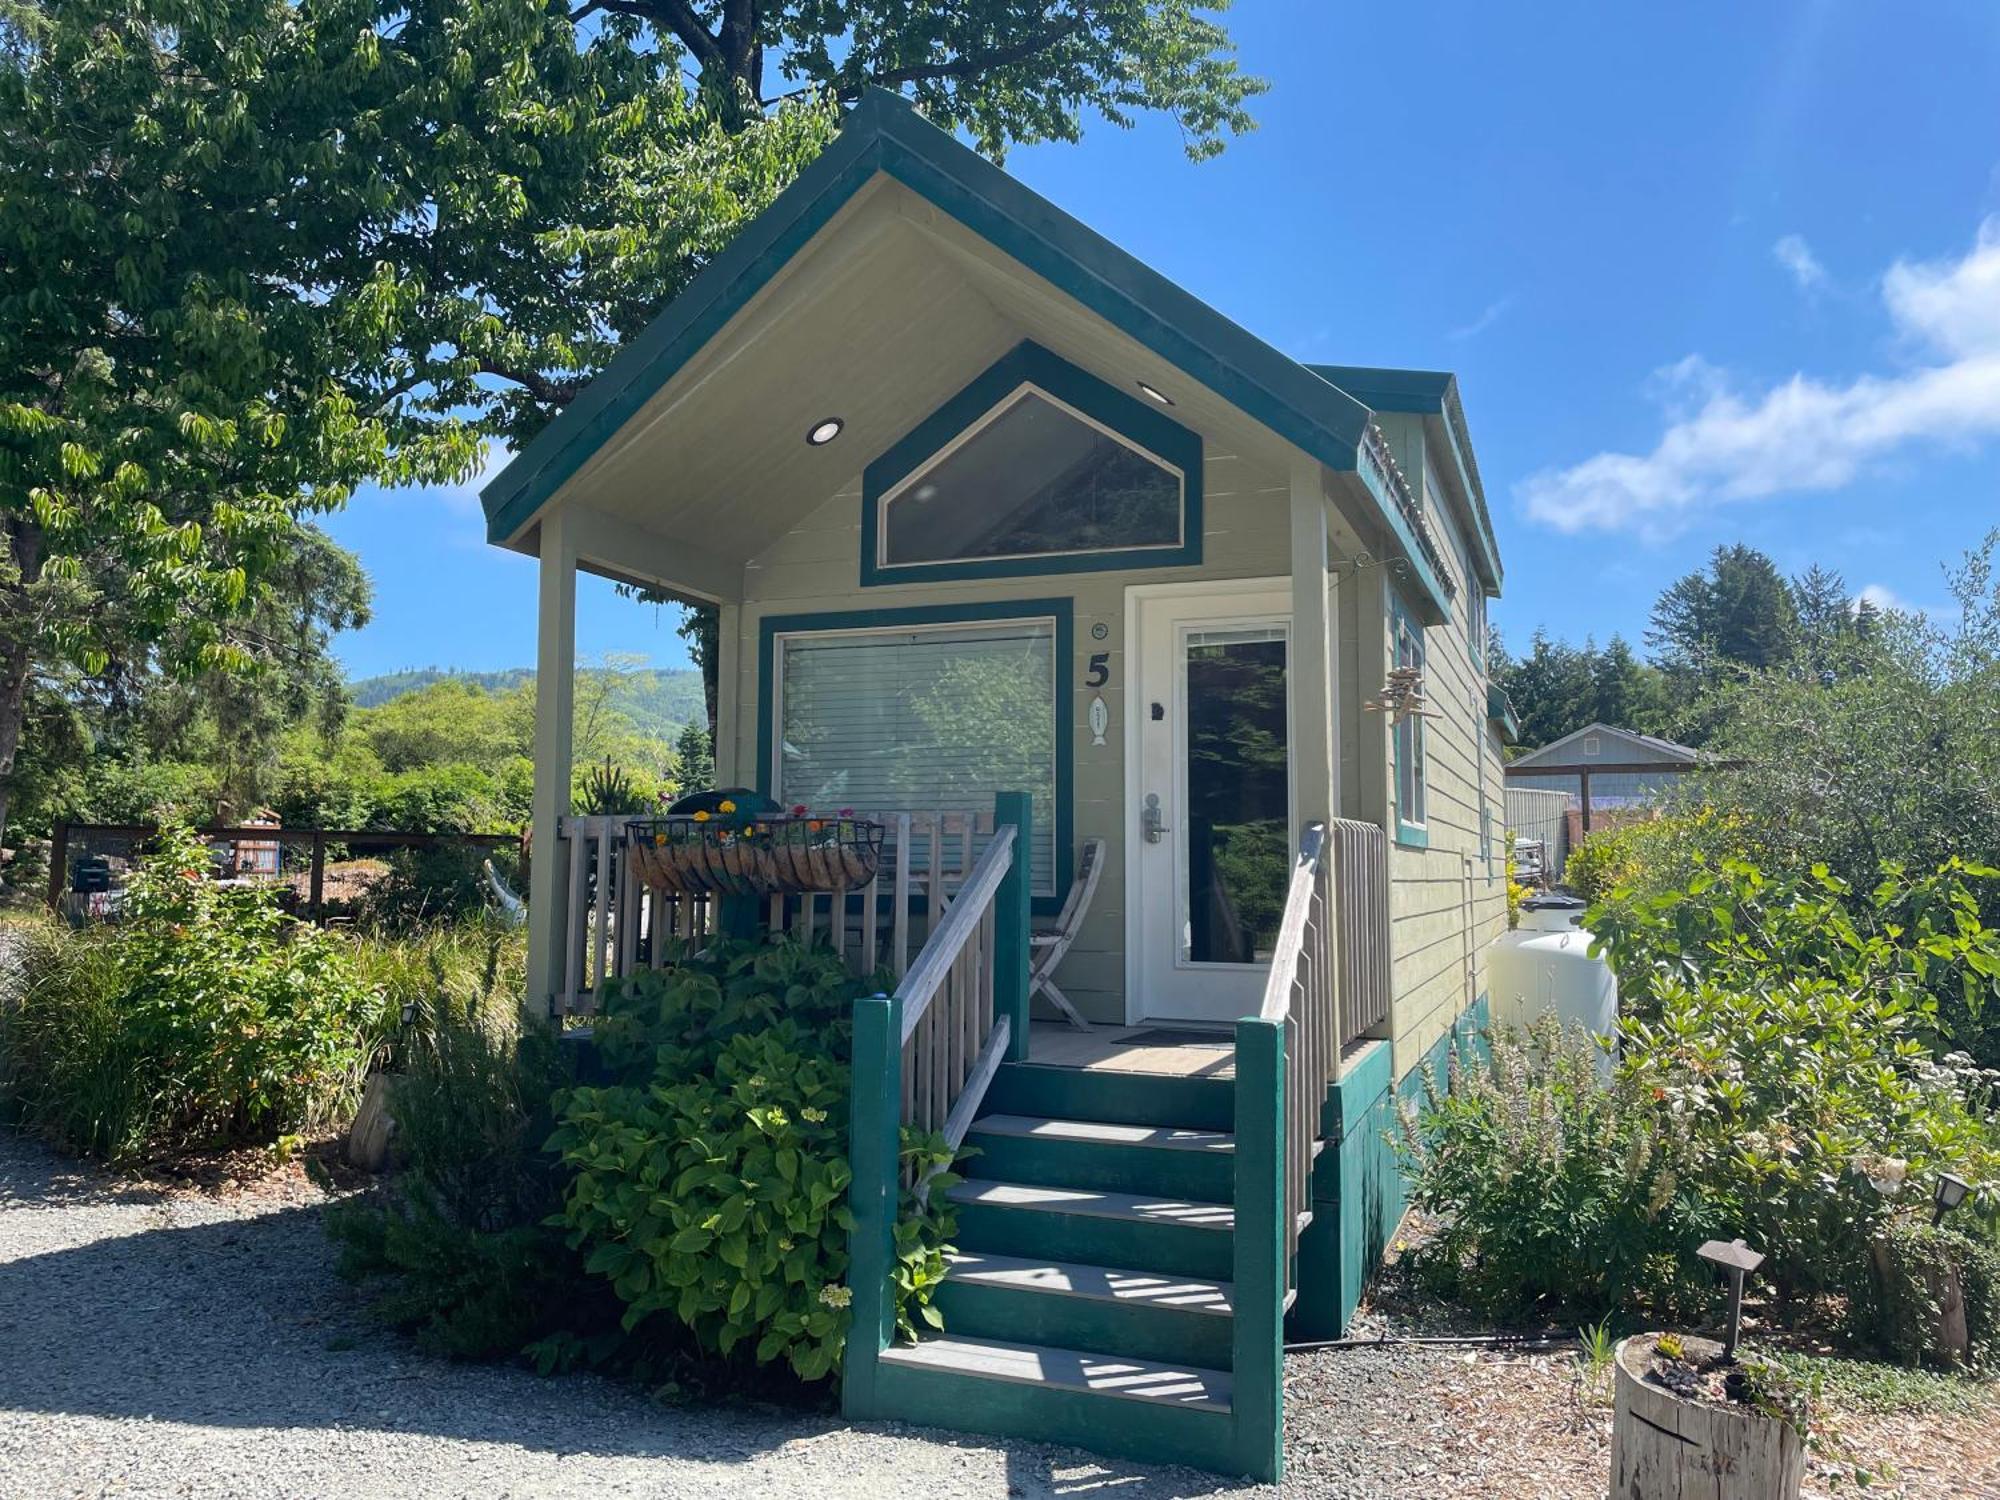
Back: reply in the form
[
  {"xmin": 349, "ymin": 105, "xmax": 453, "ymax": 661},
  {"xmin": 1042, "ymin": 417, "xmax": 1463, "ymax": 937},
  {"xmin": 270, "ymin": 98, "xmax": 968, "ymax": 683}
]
[{"xmin": 349, "ymin": 666, "xmax": 705, "ymax": 737}]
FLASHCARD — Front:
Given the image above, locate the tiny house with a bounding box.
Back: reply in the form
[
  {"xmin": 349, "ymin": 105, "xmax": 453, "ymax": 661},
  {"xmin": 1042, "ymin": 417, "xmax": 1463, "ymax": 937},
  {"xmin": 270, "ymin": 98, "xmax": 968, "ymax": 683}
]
[{"xmin": 483, "ymin": 91, "xmax": 1508, "ymax": 1481}]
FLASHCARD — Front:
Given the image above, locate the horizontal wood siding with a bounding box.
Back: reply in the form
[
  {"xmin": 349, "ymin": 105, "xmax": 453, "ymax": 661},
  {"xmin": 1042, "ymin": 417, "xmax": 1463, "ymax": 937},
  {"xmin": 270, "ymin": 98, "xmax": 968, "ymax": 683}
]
[
  {"xmin": 733, "ymin": 446, "xmax": 1290, "ymax": 1024},
  {"xmin": 1379, "ymin": 413, "xmax": 1508, "ymax": 1079}
]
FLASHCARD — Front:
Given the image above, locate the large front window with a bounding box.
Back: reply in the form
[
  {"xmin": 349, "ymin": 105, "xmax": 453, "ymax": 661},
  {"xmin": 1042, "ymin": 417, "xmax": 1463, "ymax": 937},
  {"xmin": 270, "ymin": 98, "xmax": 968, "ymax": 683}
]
[
  {"xmin": 879, "ymin": 387, "xmax": 1183, "ymax": 569},
  {"xmin": 772, "ymin": 616, "xmax": 1058, "ymax": 893}
]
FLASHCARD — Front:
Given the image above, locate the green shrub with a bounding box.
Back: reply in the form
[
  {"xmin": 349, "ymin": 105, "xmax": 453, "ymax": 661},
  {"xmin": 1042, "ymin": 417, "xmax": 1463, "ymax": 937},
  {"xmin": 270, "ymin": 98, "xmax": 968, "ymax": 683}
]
[
  {"xmin": 1408, "ymin": 859, "xmax": 2000, "ymax": 1331},
  {"xmin": 0, "ymin": 827, "xmax": 383, "ymax": 1162},
  {"xmin": 1564, "ymin": 806, "xmax": 1746, "ymax": 907},
  {"xmin": 549, "ymin": 939, "xmax": 955, "ymax": 1383},
  {"xmin": 1398, "ymin": 1016, "xmax": 1716, "ymax": 1320},
  {"xmin": 325, "ymin": 970, "xmax": 590, "ymax": 1361},
  {"xmin": 1857, "ymin": 1219, "xmax": 2000, "ymax": 1369},
  {"xmin": 1621, "ymin": 969, "xmax": 1999, "ymax": 1305},
  {"xmin": 1586, "ymin": 857, "xmax": 2000, "ymax": 1051}
]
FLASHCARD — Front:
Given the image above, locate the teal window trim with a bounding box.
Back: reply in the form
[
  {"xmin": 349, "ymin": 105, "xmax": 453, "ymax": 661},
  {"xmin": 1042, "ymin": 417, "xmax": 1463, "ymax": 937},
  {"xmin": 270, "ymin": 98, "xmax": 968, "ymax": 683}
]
[
  {"xmin": 1390, "ymin": 593, "xmax": 1429, "ymax": 849},
  {"xmin": 859, "ymin": 341, "xmax": 1202, "ymax": 586},
  {"xmin": 755, "ymin": 597, "xmax": 1074, "ymax": 915}
]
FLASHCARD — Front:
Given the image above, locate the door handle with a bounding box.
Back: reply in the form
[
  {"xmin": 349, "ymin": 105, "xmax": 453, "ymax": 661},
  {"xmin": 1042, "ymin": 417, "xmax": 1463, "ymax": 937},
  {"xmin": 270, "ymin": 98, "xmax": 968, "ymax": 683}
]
[{"xmin": 1142, "ymin": 793, "xmax": 1170, "ymax": 844}]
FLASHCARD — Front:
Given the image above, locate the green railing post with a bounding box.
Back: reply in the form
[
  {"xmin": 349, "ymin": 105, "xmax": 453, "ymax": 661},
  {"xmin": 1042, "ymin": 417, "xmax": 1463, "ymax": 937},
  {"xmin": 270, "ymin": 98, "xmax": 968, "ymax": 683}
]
[
  {"xmin": 841, "ymin": 990, "xmax": 903, "ymax": 1419},
  {"xmin": 992, "ymin": 791, "xmax": 1032, "ymax": 1062},
  {"xmin": 1230, "ymin": 1017, "xmax": 1286, "ymax": 1485}
]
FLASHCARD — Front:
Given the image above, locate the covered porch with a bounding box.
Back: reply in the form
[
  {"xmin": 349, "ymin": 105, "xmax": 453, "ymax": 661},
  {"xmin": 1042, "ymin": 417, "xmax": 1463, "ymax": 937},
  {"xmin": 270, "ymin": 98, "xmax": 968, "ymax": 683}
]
[{"xmin": 481, "ymin": 89, "xmax": 1459, "ymax": 1483}]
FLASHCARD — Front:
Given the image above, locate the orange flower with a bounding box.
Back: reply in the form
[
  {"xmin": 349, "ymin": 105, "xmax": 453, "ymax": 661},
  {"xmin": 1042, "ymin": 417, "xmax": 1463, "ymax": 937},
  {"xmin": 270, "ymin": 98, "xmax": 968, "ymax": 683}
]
[
  {"xmin": 692, "ymin": 809, "xmax": 710, "ymax": 823},
  {"xmin": 718, "ymin": 799, "xmax": 737, "ymax": 814}
]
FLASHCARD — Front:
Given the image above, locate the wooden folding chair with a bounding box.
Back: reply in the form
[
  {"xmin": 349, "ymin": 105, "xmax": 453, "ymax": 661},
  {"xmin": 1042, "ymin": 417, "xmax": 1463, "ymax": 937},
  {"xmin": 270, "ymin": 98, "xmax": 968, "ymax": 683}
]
[{"xmin": 1031, "ymin": 837, "xmax": 1104, "ymax": 1031}]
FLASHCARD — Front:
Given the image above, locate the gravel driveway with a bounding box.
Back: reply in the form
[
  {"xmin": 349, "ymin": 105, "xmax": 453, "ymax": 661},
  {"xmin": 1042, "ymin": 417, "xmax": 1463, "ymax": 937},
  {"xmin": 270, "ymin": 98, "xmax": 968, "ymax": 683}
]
[
  {"xmin": 0, "ymin": 1125, "xmax": 1288, "ymax": 1500},
  {"xmin": 0, "ymin": 923, "xmax": 1552, "ymax": 1500}
]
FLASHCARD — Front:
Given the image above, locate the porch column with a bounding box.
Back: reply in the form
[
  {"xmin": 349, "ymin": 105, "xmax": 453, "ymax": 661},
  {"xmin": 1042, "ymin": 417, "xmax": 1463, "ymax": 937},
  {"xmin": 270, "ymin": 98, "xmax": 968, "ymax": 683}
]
[
  {"xmin": 1290, "ymin": 458, "xmax": 1336, "ymax": 831},
  {"xmin": 713, "ymin": 602, "xmax": 742, "ymax": 785},
  {"xmin": 526, "ymin": 507, "xmax": 578, "ymax": 1016}
]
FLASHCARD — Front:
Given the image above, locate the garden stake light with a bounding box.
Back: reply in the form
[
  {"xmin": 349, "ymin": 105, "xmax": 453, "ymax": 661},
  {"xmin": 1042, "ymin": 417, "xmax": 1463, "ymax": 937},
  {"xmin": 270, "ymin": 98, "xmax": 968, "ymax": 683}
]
[
  {"xmin": 1697, "ymin": 1238, "xmax": 1765, "ymax": 1363},
  {"xmin": 1932, "ymin": 1172, "xmax": 1971, "ymax": 1226}
]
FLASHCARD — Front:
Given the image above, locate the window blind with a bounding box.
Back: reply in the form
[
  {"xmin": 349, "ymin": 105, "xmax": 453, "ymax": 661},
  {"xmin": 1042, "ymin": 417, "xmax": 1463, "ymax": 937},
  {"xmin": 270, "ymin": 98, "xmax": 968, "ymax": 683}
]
[{"xmin": 774, "ymin": 618, "xmax": 1058, "ymax": 893}]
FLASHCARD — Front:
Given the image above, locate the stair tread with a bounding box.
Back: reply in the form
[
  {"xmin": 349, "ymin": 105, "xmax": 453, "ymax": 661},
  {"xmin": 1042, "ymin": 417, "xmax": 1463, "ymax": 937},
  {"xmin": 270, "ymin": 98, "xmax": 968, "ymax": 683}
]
[
  {"xmin": 879, "ymin": 1334, "xmax": 1232, "ymax": 1413},
  {"xmin": 948, "ymin": 1178, "xmax": 1235, "ymax": 1231},
  {"xmin": 969, "ymin": 1114, "xmax": 1235, "ymax": 1153},
  {"xmin": 943, "ymin": 1251, "xmax": 1234, "ymax": 1315}
]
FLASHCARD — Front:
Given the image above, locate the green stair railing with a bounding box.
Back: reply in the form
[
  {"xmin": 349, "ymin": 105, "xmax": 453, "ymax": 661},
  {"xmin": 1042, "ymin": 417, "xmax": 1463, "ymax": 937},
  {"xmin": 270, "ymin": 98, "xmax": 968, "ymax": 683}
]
[{"xmin": 842, "ymin": 792, "xmax": 1031, "ymax": 1418}]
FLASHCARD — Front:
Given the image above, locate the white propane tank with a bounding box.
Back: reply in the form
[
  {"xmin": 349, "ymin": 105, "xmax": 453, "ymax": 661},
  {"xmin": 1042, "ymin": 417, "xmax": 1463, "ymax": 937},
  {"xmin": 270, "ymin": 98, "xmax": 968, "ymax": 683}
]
[{"xmin": 1489, "ymin": 893, "xmax": 1620, "ymax": 1078}]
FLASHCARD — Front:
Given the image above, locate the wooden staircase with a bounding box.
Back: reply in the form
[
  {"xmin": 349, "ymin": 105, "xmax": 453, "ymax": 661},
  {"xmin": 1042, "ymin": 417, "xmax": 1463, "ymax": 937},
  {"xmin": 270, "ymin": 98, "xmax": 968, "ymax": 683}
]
[
  {"xmin": 842, "ymin": 813, "xmax": 1372, "ymax": 1485},
  {"xmin": 868, "ymin": 1057, "xmax": 1299, "ymax": 1476}
]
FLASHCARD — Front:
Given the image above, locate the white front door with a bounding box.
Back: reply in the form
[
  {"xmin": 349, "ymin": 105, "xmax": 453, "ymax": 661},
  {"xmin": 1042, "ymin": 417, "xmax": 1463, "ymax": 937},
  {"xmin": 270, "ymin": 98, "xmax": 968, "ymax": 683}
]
[{"xmin": 1129, "ymin": 584, "xmax": 1293, "ymax": 1025}]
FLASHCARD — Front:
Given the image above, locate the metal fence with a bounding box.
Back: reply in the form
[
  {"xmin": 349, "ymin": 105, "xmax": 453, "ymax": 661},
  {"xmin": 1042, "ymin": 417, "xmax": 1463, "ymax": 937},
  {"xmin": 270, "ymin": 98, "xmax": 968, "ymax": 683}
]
[
  {"xmin": 1502, "ymin": 760, "xmax": 1740, "ymax": 837},
  {"xmin": 46, "ymin": 821, "xmax": 520, "ymax": 924}
]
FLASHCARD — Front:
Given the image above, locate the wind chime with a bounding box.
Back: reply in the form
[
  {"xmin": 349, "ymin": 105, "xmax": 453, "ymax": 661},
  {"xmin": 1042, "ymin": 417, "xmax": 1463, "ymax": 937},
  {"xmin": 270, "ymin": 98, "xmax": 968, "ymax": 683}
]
[{"xmin": 1364, "ymin": 665, "xmax": 1442, "ymax": 725}]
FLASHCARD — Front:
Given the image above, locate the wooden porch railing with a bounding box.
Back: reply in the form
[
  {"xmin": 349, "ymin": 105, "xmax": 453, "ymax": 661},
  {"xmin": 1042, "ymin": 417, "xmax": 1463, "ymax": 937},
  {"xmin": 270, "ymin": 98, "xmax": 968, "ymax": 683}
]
[
  {"xmin": 1327, "ymin": 818, "xmax": 1391, "ymax": 1046},
  {"xmin": 842, "ymin": 792, "xmax": 1032, "ymax": 1417},
  {"xmin": 549, "ymin": 806, "xmax": 990, "ymax": 1015},
  {"xmin": 1230, "ymin": 815, "xmax": 1391, "ymax": 1429}
]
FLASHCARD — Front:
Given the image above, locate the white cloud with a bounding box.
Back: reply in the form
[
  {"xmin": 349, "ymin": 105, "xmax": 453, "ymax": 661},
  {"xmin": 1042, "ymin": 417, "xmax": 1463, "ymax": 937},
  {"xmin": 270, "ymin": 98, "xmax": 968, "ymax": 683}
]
[
  {"xmin": 1855, "ymin": 582, "xmax": 1911, "ymax": 614},
  {"xmin": 1773, "ymin": 233, "xmax": 1828, "ymax": 294},
  {"xmin": 1521, "ymin": 219, "xmax": 2000, "ymax": 536},
  {"xmin": 1449, "ymin": 296, "xmax": 1514, "ymax": 342}
]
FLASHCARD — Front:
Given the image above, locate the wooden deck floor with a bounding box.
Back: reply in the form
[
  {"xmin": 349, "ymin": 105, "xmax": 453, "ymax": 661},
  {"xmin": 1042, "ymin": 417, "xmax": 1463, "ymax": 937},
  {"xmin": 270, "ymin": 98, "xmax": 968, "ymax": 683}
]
[{"xmin": 1025, "ymin": 1023, "xmax": 1236, "ymax": 1080}]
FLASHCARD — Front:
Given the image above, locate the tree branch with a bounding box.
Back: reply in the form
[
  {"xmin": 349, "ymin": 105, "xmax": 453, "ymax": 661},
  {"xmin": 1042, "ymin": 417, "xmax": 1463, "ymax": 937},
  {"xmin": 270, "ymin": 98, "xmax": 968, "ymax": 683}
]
[
  {"xmin": 477, "ymin": 360, "xmax": 586, "ymax": 409},
  {"xmin": 863, "ymin": 15, "xmax": 1089, "ymax": 91}
]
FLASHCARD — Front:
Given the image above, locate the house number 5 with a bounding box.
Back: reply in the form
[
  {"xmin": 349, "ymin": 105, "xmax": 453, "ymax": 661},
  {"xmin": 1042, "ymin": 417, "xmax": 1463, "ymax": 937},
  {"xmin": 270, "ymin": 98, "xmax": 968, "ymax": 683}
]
[{"xmin": 1085, "ymin": 652, "xmax": 1110, "ymax": 687}]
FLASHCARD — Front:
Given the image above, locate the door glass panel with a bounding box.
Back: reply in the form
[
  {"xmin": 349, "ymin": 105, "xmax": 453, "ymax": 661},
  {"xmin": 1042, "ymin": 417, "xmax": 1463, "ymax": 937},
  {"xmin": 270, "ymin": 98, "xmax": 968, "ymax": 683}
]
[{"xmin": 1183, "ymin": 626, "xmax": 1288, "ymax": 965}]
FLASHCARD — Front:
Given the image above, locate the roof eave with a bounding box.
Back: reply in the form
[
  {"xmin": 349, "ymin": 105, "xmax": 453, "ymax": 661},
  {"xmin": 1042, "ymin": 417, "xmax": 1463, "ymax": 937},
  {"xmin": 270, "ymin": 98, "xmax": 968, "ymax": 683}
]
[
  {"xmin": 1307, "ymin": 365, "xmax": 1502, "ymax": 594},
  {"xmin": 481, "ymin": 91, "xmax": 1453, "ymax": 618}
]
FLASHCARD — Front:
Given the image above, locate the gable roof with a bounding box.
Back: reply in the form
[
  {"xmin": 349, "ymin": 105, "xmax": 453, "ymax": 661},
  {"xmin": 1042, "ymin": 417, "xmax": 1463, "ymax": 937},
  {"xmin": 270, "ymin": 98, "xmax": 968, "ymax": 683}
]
[
  {"xmin": 1508, "ymin": 722, "xmax": 1701, "ymax": 768},
  {"xmin": 479, "ymin": 90, "xmax": 1465, "ymax": 617},
  {"xmin": 1310, "ymin": 364, "xmax": 1500, "ymax": 593}
]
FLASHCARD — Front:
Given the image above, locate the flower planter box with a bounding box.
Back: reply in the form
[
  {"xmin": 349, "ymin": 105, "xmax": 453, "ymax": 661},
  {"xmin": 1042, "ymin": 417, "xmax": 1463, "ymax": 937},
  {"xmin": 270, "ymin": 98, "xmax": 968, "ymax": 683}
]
[
  {"xmin": 1609, "ymin": 1335, "xmax": 1804, "ymax": 1500},
  {"xmin": 626, "ymin": 815, "xmax": 884, "ymax": 895}
]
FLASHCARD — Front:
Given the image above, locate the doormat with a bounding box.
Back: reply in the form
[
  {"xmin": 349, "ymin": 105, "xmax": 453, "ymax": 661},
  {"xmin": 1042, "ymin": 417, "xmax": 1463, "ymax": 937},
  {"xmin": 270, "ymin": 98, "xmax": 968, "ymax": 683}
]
[{"xmin": 1111, "ymin": 1028, "xmax": 1235, "ymax": 1049}]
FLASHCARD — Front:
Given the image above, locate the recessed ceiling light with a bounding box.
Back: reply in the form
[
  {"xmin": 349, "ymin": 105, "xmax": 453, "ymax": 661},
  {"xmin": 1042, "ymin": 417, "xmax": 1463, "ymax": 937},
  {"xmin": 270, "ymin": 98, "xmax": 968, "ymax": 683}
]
[
  {"xmin": 806, "ymin": 418, "xmax": 845, "ymax": 446},
  {"xmin": 1136, "ymin": 381, "xmax": 1174, "ymax": 406}
]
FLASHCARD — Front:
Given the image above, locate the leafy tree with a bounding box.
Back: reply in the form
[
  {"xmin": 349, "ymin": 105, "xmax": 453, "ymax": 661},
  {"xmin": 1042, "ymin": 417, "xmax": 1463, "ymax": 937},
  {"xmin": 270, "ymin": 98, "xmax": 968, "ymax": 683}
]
[
  {"xmin": 2, "ymin": 0, "xmax": 1265, "ymax": 838},
  {"xmin": 1702, "ymin": 532, "xmax": 2000, "ymax": 920}
]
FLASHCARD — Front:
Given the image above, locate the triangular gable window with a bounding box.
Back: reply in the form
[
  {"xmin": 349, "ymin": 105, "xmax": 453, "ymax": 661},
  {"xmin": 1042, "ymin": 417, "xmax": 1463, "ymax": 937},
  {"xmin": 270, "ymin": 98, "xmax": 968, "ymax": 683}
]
[{"xmin": 863, "ymin": 342, "xmax": 1202, "ymax": 584}]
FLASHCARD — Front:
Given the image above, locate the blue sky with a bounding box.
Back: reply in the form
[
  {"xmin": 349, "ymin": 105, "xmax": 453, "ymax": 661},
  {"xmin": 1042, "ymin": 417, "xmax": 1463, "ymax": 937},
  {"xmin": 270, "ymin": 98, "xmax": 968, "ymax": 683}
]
[{"xmin": 324, "ymin": 1, "xmax": 2000, "ymax": 678}]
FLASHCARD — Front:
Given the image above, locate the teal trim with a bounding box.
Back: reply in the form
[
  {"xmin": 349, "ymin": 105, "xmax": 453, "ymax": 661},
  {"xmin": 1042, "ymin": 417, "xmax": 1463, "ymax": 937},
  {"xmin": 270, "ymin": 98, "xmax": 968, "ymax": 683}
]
[
  {"xmin": 1293, "ymin": 1038, "xmax": 1396, "ymax": 1342},
  {"xmin": 1308, "ymin": 364, "xmax": 1502, "ymax": 593},
  {"xmin": 840, "ymin": 990, "xmax": 903, "ymax": 1419},
  {"xmin": 1389, "ymin": 593, "xmax": 1430, "ymax": 849},
  {"xmin": 931, "ymin": 1275, "xmax": 1232, "ymax": 1369},
  {"xmin": 1486, "ymin": 682, "xmax": 1521, "ymax": 744},
  {"xmin": 950, "ymin": 1196, "xmax": 1233, "ymax": 1281},
  {"xmin": 1294, "ymin": 994, "xmax": 1495, "ymax": 1343},
  {"xmin": 964, "ymin": 1126, "xmax": 1235, "ymax": 1202},
  {"xmin": 992, "ymin": 791, "xmax": 1032, "ymax": 1062},
  {"xmin": 481, "ymin": 90, "xmax": 1454, "ymax": 619},
  {"xmin": 754, "ymin": 599, "xmax": 1073, "ymax": 912},
  {"xmin": 984, "ymin": 1061, "xmax": 1234, "ymax": 1132},
  {"xmin": 1229, "ymin": 1018, "xmax": 1285, "ymax": 1485},
  {"xmin": 861, "ymin": 341, "xmax": 1202, "ymax": 586},
  {"xmin": 870, "ymin": 1360, "xmax": 1240, "ymax": 1475}
]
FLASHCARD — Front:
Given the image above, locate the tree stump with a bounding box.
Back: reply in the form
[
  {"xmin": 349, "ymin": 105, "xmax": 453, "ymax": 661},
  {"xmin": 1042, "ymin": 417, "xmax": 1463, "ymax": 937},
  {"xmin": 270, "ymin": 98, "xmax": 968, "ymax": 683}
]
[
  {"xmin": 344, "ymin": 1073, "xmax": 400, "ymax": 1171},
  {"xmin": 1609, "ymin": 1335, "xmax": 1804, "ymax": 1500}
]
